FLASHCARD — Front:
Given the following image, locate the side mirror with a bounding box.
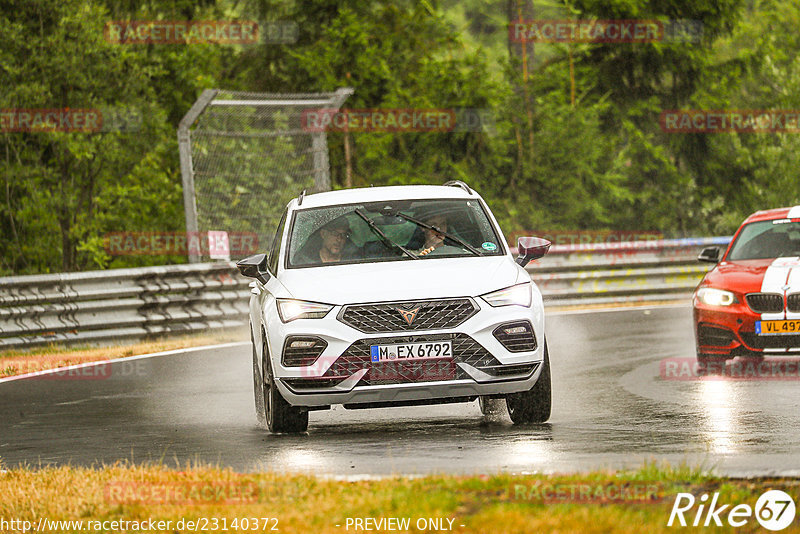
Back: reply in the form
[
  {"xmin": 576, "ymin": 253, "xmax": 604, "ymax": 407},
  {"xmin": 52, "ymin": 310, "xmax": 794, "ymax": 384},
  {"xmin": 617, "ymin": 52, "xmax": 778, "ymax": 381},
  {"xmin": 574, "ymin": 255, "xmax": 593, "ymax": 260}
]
[
  {"xmin": 516, "ymin": 237, "xmax": 551, "ymax": 267},
  {"xmin": 698, "ymin": 247, "xmax": 720, "ymax": 264},
  {"xmin": 236, "ymin": 253, "xmax": 270, "ymax": 284}
]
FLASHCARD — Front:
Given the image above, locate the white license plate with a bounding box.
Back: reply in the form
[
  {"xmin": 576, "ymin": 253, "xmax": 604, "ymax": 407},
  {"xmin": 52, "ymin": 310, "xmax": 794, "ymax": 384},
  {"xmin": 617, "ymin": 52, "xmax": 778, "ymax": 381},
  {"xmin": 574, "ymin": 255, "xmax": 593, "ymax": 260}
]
[{"xmin": 370, "ymin": 341, "xmax": 453, "ymax": 362}]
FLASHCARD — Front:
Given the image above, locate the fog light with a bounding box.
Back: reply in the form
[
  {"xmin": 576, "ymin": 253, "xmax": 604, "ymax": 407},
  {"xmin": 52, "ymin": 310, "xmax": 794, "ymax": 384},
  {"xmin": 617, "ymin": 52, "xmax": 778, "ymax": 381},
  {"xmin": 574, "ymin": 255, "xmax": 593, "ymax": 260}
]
[
  {"xmin": 492, "ymin": 321, "xmax": 537, "ymax": 352},
  {"xmin": 290, "ymin": 340, "xmax": 316, "ymax": 349},
  {"xmin": 503, "ymin": 326, "xmax": 528, "ymax": 335}
]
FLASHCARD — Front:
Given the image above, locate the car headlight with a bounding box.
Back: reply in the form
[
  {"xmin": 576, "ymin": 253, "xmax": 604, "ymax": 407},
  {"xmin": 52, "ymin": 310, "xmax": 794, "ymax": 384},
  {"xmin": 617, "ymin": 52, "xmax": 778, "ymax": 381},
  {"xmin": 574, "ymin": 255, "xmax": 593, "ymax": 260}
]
[
  {"xmin": 276, "ymin": 299, "xmax": 333, "ymax": 322},
  {"xmin": 696, "ymin": 287, "xmax": 736, "ymax": 307},
  {"xmin": 481, "ymin": 283, "xmax": 532, "ymax": 307}
]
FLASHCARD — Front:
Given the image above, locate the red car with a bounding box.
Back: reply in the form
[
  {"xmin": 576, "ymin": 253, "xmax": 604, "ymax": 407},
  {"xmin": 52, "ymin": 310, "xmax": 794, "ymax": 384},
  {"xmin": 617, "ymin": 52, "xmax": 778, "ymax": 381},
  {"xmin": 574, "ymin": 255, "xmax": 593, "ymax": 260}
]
[{"xmin": 694, "ymin": 205, "xmax": 800, "ymax": 362}]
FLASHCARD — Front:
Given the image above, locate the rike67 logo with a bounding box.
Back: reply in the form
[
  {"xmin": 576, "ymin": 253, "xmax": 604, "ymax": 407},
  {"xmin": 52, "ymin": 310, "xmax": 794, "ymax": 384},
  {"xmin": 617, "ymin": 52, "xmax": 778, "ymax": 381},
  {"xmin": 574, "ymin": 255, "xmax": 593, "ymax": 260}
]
[{"xmin": 668, "ymin": 490, "xmax": 796, "ymax": 530}]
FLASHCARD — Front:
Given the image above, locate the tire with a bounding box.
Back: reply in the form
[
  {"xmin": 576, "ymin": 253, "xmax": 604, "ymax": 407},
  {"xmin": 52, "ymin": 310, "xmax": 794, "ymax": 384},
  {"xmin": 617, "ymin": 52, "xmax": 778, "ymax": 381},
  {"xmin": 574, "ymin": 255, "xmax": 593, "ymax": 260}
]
[
  {"xmin": 251, "ymin": 327, "xmax": 266, "ymax": 427},
  {"xmin": 506, "ymin": 341, "xmax": 551, "ymax": 424},
  {"xmin": 478, "ymin": 396, "xmax": 505, "ymax": 416},
  {"xmin": 262, "ymin": 336, "xmax": 308, "ymax": 433}
]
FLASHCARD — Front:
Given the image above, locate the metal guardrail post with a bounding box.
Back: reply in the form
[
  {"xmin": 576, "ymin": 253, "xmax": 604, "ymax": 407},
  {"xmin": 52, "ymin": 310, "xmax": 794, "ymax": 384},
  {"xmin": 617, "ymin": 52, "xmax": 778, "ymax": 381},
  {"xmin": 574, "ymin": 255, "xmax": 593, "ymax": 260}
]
[
  {"xmin": 179, "ymin": 89, "xmax": 219, "ymax": 264},
  {"xmin": 312, "ymin": 87, "xmax": 353, "ymax": 192}
]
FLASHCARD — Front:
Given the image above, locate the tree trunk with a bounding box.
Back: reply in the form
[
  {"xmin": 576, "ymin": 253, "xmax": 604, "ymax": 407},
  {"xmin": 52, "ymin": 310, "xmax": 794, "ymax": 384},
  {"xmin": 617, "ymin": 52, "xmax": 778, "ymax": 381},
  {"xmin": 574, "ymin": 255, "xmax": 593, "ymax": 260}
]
[{"xmin": 507, "ymin": 0, "xmax": 535, "ymax": 189}]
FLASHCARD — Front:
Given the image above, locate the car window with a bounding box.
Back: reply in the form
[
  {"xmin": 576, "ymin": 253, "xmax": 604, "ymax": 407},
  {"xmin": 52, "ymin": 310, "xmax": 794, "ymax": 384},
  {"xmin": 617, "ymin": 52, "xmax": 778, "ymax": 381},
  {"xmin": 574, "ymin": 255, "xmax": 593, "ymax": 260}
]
[
  {"xmin": 286, "ymin": 199, "xmax": 504, "ymax": 268},
  {"xmin": 726, "ymin": 220, "xmax": 800, "ymax": 260},
  {"xmin": 267, "ymin": 208, "xmax": 288, "ymax": 274}
]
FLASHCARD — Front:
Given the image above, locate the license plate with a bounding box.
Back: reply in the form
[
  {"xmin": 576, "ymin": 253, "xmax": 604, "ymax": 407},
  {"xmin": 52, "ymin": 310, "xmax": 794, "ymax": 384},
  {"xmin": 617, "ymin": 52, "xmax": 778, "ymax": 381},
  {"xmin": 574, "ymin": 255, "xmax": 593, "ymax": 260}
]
[
  {"xmin": 756, "ymin": 320, "xmax": 800, "ymax": 335},
  {"xmin": 370, "ymin": 341, "xmax": 453, "ymax": 362}
]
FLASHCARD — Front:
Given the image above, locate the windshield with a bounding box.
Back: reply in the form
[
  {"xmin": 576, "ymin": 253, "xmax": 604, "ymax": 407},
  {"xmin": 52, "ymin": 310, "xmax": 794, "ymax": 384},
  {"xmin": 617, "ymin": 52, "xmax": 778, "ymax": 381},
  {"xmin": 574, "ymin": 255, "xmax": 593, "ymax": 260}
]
[
  {"xmin": 726, "ymin": 220, "xmax": 800, "ymax": 260},
  {"xmin": 286, "ymin": 199, "xmax": 504, "ymax": 268}
]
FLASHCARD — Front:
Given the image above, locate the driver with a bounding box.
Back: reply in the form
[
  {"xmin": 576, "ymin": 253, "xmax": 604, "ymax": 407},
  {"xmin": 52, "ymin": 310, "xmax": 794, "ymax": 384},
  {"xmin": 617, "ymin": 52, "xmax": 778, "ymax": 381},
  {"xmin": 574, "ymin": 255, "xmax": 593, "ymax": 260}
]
[
  {"xmin": 295, "ymin": 216, "xmax": 353, "ymax": 265},
  {"xmin": 316, "ymin": 217, "xmax": 351, "ymax": 263},
  {"xmin": 416, "ymin": 213, "xmax": 462, "ymax": 256}
]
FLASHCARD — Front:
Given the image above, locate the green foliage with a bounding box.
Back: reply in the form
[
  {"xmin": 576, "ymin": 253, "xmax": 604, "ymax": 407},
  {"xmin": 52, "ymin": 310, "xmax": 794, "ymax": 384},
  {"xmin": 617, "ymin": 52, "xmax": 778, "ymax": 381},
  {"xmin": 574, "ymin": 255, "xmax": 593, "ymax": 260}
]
[{"xmin": 2, "ymin": 0, "xmax": 798, "ymax": 274}]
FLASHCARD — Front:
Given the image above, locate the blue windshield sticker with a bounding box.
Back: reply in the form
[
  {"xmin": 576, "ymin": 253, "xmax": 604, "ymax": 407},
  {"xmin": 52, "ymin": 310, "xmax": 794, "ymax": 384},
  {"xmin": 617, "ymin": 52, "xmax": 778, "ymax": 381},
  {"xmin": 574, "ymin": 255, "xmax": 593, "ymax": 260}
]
[{"xmin": 482, "ymin": 242, "xmax": 497, "ymax": 251}]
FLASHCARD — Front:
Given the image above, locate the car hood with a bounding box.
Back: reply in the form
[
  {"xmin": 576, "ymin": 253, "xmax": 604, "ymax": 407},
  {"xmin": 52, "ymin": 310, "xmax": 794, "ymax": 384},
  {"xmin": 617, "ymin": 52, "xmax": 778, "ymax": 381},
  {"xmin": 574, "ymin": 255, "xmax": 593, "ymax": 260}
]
[
  {"xmin": 278, "ymin": 256, "xmax": 524, "ymax": 305},
  {"xmin": 703, "ymin": 257, "xmax": 800, "ymax": 294}
]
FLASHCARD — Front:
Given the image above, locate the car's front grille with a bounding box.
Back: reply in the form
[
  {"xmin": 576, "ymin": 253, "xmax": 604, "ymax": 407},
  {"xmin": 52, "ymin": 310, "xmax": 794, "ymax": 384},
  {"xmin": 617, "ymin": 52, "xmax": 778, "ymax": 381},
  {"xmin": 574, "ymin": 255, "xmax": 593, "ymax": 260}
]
[
  {"xmin": 788, "ymin": 294, "xmax": 800, "ymax": 313},
  {"xmin": 740, "ymin": 332, "xmax": 800, "ymax": 350},
  {"xmin": 338, "ymin": 298, "xmax": 478, "ymax": 333},
  {"xmin": 746, "ymin": 293, "xmax": 784, "ymax": 313}
]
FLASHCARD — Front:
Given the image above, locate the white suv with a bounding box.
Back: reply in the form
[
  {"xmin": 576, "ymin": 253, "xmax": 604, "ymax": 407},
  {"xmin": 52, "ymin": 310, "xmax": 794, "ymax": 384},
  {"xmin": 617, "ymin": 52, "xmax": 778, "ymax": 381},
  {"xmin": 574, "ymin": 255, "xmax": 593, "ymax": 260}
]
[{"xmin": 237, "ymin": 182, "xmax": 552, "ymax": 433}]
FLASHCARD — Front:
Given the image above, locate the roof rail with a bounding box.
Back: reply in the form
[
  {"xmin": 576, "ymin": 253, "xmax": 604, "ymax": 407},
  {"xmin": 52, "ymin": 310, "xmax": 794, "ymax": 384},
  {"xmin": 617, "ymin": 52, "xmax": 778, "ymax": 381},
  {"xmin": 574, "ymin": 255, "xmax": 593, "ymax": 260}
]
[
  {"xmin": 297, "ymin": 189, "xmax": 306, "ymax": 206},
  {"xmin": 443, "ymin": 180, "xmax": 472, "ymax": 195}
]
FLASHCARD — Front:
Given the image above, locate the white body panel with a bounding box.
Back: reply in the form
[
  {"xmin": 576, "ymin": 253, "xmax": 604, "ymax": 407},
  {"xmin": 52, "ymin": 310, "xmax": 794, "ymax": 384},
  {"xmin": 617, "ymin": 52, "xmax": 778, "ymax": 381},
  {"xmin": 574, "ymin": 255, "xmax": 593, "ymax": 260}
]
[{"xmin": 248, "ymin": 185, "xmax": 548, "ymax": 408}]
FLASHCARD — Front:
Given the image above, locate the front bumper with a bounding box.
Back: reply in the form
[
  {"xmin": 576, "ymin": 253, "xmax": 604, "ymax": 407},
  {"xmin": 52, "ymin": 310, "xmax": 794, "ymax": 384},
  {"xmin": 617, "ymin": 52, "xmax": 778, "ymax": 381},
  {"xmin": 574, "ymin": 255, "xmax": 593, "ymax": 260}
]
[
  {"xmin": 693, "ymin": 296, "xmax": 800, "ymax": 356},
  {"xmin": 277, "ymin": 363, "xmax": 543, "ymax": 407},
  {"xmin": 266, "ymin": 297, "xmax": 546, "ymax": 407}
]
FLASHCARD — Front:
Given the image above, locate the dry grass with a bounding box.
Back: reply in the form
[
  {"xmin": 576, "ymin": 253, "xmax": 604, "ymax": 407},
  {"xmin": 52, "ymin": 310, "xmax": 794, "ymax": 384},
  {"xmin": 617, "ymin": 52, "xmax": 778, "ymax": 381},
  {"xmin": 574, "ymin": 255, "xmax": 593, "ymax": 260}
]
[
  {"xmin": 0, "ymin": 463, "xmax": 798, "ymax": 533},
  {"xmin": 0, "ymin": 331, "xmax": 246, "ymax": 379}
]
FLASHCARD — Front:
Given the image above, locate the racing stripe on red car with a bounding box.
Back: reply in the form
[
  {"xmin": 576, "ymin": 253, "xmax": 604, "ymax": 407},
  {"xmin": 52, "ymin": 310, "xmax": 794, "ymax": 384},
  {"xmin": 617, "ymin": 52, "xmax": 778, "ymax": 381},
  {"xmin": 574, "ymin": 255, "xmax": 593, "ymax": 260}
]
[
  {"xmin": 783, "ymin": 205, "xmax": 800, "ymax": 320},
  {"xmin": 759, "ymin": 257, "xmax": 798, "ymax": 321},
  {"xmin": 787, "ymin": 262, "xmax": 800, "ymax": 320}
]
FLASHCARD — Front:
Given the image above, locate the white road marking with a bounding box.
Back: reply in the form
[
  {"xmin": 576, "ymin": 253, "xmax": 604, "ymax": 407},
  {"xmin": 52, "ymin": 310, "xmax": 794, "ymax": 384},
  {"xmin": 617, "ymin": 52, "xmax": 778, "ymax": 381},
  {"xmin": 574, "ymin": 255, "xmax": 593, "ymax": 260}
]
[{"xmin": 0, "ymin": 341, "xmax": 250, "ymax": 384}]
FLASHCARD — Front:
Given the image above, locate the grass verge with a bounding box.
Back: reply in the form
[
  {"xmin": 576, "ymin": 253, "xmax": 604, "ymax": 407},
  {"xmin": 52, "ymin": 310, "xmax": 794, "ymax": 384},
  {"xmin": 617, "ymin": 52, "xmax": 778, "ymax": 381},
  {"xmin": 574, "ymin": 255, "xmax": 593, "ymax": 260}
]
[
  {"xmin": 0, "ymin": 463, "xmax": 798, "ymax": 533},
  {"xmin": 0, "ymin": 331, "xmax": 246, "ymax": 379}
]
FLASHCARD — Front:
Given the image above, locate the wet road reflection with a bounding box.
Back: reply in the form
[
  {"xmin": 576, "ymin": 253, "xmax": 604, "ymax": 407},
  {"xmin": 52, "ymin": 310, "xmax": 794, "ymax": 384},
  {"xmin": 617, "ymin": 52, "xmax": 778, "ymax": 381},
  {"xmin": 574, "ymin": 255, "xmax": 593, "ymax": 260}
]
[{"xmin": 2, "ymin": 305, "xmax": 800, "ymax": 476}]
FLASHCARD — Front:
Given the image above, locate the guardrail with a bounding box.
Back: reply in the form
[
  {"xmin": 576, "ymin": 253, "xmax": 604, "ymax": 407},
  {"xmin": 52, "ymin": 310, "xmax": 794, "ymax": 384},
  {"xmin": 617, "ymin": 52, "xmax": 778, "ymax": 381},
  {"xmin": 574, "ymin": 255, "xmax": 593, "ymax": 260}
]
[
  {"xmin": 528, "ymin": 236, "xmax": 731, "ymax": 307},
  {"xmin": 0, "ymin": 237, "xmax": 731, "ymax": 349},
  {"xmin": 0, "ymin": 263, "xmax": 250, "ymax": 349}
]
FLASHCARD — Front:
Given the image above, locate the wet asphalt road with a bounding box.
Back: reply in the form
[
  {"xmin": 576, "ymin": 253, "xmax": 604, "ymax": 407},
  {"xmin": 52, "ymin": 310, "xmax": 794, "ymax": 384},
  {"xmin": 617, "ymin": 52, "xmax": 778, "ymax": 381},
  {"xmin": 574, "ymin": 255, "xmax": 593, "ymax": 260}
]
[{"xmin": 2, "ymin": 305, "xmax": 800, "ymax": 477}]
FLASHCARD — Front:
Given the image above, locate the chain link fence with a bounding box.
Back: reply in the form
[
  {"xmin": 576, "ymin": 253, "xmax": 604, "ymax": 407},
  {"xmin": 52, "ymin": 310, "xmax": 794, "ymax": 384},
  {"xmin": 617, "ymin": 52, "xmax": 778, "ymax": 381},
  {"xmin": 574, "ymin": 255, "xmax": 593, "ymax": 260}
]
[{"xmin": 179, "ymin": 88, "xmax": 353, "ymax": 262}]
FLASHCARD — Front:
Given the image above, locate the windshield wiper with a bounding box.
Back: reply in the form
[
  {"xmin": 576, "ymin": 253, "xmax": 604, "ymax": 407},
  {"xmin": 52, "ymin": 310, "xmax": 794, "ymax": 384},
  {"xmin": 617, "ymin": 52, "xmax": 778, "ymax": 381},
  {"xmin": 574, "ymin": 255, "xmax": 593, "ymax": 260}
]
[
  {"xmin": 353, "ymin": 209, "xmax": 419, "ymax": 260},
  {"xmin": 395, "ymin": 212, "xmax": 482, "ymax": 256}
]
